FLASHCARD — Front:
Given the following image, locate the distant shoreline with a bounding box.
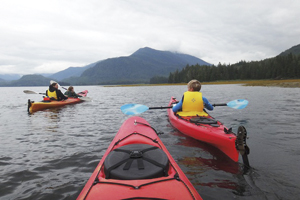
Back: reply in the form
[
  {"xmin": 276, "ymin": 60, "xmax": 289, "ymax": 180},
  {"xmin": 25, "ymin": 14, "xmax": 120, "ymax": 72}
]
[
  {"xmin": 204, "ymin": 79, "xmax": 300, "ymax": 87},
  {"xmin": 106, "ymin": 79, "xmax": 300, "ymax": 88}
]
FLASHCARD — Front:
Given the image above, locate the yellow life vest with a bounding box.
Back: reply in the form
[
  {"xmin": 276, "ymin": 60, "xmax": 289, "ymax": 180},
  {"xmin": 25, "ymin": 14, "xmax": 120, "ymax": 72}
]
[
  {"xmin": 47, "ymin": 90, "xmax": 57, "ymax": 100},
  {"xmin": 176, "ymin": 91, "xmax": 208, "ymax": 116}
]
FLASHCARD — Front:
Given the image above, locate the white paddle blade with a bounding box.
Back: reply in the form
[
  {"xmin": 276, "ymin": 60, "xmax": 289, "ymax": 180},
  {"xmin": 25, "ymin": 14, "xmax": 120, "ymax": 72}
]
[
  {"xmin": 23, "ymin": 90, "xmax": 37, "ymax": 94},
  {"xmin": 50, "ymin": 80, "xmax": 57, "ymax": 85},
  {"xmin": 79, "ymin": 97, "xmax": 92, "ymax": 101},
  {"xmin": 50, "ymin": 80, "xmax": 67, "ymax": 90}
]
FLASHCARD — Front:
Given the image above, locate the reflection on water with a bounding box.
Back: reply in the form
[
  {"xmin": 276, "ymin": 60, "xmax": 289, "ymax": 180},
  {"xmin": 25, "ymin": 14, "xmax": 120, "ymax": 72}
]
[{"xmin": 0, "ymin": 85, "xmax": 300, "ymax": 200}]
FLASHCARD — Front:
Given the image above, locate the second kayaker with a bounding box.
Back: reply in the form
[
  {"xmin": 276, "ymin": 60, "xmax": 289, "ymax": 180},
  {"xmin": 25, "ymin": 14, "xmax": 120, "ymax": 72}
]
[
  {"xmin": 46, "ymin": 82, "xmax": 68, "ymax": 101},
  {"xmin": 172, "ymin": 79, "xmax": 213, "ymax": 116},
  {"xmin": 64, "ymin": 86, "xmax": 82, "ymax": 98}
]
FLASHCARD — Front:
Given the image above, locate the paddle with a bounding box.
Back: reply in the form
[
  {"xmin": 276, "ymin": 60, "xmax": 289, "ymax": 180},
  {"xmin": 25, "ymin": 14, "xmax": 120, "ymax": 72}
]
[
  {"xmin": 121, "ymin": 99, "xmax": 249, "ymax": 115},
  {"xmin": 50, "ymin": 80, "xmax": 68, "ymax": 90},
  {"xmin": 23, "ymin": 90, "xmax": 46, "ymax": 95},
  {"xmin": 213, "ymin": 99, "xmax": 249, "ymax": 109},
  {"xmin": 121, "ymin": 104, "xmax": 172, "ymax": 115},
  {"xmin": 77, "ymin": 96, "xmax": 92, "ymax": 101}
]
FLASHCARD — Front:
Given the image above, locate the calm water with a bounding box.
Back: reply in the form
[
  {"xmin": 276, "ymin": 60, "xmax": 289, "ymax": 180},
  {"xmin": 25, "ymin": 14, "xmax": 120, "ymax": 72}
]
[{"xmin": 0, "ymin": 85, "xmax": 299, "ymax": 200}]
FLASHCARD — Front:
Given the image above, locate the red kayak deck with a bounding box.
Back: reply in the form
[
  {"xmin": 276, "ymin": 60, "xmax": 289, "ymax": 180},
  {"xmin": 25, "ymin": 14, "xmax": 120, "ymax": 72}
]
[
  {"xmin": 28, "ymin": 90, "xmax": 88, "ymax": 113},
  {"xmin": 77, "ymin": 116, "xmax": 202, "ymax": 200},
  {"xmin": 168, "ymin": 97, "xmax": 239, "ymax": 162}
]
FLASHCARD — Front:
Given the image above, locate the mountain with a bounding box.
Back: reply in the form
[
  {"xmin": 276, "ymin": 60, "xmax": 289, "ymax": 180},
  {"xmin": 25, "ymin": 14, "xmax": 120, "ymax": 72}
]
[
  {"xmin": 67, "ymin": 47, "xmax": 210, "ymax": 85},
  {"xmin": 37, "ymin": 73, "xmax": 53, "ymax": 77},
  {"xmin": 170, "ymin": 44, "xmax": 300, "ymax": 83},
  {"xmin": 279, "ymin": 44, "xmax": 300, "ymax": 56},
  {"xmin": 0, "ymin": 74, "xmax": 22, "ymax": 81},
  {"xmin": 10, "ymin": 75, "xmax": 57, "ymax": 86},
  {"xmin": 2, "ymin": 45, "xmax": 299, "ymax": 86},
  {"xmin": 48, "ymin": 61, "xmax": 100, "ymax": 81},
  {"xmin": 0, "ymin": 74, "xmax": 69, "ymax": 87},
  {"xmin": 0, "ymin": 47, "xmax": 211, "ymax": 86}
]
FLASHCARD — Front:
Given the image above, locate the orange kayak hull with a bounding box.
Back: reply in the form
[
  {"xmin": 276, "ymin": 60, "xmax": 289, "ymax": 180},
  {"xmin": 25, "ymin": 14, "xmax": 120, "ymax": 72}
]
[{"xmin": 28, "ymin": 90, "xmax": 88, "ymax": 113}]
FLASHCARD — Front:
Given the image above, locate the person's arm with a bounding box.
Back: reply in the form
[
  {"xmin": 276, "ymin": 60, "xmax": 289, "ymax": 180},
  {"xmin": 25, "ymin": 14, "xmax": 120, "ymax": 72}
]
[
  {"xmin": 203, "ymin": 96, "xmax": 213, "ymax": 111},
  {"xmin": 172, "ymin": 97, "xmax": 183, "ymax": 112},
  {"xmin": 74, "ymin": 92, "xmax": 81, "ymax": 98},
  {"xmin": 57, "ymin": 90, "xmax": 68, "ymax": 100}
]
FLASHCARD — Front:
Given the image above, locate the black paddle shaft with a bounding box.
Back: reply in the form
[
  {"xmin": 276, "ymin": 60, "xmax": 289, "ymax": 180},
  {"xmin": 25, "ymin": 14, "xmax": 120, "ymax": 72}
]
[
  {"xmin": 213, "ymin": 103, "xmax": 227, "ymax": 107},
  {"xmin": 149, "ymin": 106, "xmax": 172, "ymax": 110}
]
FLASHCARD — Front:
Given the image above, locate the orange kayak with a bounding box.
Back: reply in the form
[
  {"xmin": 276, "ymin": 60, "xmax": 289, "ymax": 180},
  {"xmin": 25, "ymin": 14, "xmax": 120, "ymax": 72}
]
[
  {"xmin": 27, "ymin": 90, "xmax": 88, "ymax": 113},
  {"xmin": 77, "ymin": 116, "xmax": 202, "ymax": 200}
]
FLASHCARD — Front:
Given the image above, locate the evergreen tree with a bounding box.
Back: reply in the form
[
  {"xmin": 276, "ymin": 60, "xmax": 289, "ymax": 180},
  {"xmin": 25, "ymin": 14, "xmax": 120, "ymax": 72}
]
[{"xmin": 167, "ymin": 53, "xmax": 300, "ymax": 83}]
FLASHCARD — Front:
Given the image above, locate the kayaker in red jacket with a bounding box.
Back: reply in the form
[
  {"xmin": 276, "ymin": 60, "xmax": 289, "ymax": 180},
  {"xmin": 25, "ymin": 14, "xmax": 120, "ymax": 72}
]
[
  {"xmin": 46, "ymin": 82, "xmax": 68, "ymax": 101},
  {"xmin": 172, "ymin": 79, "xmax": 213, "ymax": 116}
]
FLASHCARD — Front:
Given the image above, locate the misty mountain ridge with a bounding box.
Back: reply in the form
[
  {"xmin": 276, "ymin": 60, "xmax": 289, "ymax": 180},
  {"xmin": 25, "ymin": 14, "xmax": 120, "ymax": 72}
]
[
  {"xmin": 69, "ymin": 47, "xmax": 210, "ymax": 84},
  {"xmin": 1, "ymin": 45, "xmax": 299, "ymax": 87},
  {"xmin": 0, "ymin": 74, "xmax": 22, "ymax": 81},
  {"xmin": 48, "ymin": 61, "xmax": 101, "ymax": 81},
  {"xmin": 0, "ymin": 73, "xmax": 51, "ymax": 81},
  {"xmin": 7, "ymin": 75, "xmax": 53, "ymax": 86},
  {"xmin": 0, "ymin": 47, "xmax": 210, "ymax": 86},
  {"xmin": 49, "ymin": 47, "xmax": 209, "ymax": 84},
  {"xmin": 279, "ymin": 44, "xmax": 300, "ymax": 56}
]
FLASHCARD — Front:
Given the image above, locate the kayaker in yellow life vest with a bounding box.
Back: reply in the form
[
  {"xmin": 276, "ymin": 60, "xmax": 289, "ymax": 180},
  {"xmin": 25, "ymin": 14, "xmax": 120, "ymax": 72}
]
[
  {"xmin": 172, "ymin": 79, "xmax": 214, "ymax": 116},
  {"xmin": 46, "ymin": 82, "xmax": 68, "ymax": 101}
]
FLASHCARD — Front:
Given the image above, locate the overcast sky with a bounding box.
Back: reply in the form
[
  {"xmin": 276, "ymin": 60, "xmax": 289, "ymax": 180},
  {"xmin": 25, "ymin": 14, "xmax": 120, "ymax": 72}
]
[{"xmin": 1, "ymin": 0, "xmax": 299, "ymax": 75}]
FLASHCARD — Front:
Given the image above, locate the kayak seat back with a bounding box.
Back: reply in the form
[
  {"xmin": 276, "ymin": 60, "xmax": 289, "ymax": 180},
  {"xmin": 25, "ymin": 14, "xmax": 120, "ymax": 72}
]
[
  {"xmin": 190, "ymin": 117, "xmax": 220, "ymax": 127},
  {"xmin": 104, "ymin": 144, "xmax": 169, "ymax": 180}
]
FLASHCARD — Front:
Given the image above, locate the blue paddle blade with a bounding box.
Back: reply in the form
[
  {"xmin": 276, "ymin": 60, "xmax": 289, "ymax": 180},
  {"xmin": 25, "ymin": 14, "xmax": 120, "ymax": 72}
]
[
  {"xmin": 121, "ymin": 104, "xmax": 149, "ymax": 115},
  {"xmin": 227, "ymin": 99, "xmax": 249, "ymax": 109}
]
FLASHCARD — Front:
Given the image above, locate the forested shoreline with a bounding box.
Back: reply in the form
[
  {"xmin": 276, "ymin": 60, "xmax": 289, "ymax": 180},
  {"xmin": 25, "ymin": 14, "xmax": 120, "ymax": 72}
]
[{"xmin": 167, "ymin": 53, "xmax": 300, "ymax": 83}]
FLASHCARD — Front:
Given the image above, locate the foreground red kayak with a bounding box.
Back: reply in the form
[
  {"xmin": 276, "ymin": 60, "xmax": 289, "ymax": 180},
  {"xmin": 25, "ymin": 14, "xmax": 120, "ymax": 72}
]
[
  {"xmin": 168, "ymin": 97, "xmax": 249, "ymax": 163},
  {"xmin": 77, "ymin": 116, "xmax": 202, "ymax": 200},
  {"xmin": 27, "ymin": 90, "xmax": 88, "ymax": 113}
]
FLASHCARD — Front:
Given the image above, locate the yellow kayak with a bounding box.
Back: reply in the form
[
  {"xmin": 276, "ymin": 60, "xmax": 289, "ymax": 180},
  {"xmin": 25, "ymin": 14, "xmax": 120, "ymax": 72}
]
[{"xmin": 27, "ymin": 90, "xmax": 88, "ymax": 113}]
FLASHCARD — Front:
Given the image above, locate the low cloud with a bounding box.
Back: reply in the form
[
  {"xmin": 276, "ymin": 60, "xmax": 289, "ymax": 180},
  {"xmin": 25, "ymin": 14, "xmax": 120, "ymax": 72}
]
[{"xmin": 1, "ymin": 0, "xmax": 299, "ymax": 74}]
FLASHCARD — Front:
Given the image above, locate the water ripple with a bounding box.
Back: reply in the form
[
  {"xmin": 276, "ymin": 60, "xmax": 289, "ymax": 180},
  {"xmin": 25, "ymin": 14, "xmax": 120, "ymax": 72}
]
[{"xmin": 0, "ymin": 85, "xmax": 300, "ymax": 199}]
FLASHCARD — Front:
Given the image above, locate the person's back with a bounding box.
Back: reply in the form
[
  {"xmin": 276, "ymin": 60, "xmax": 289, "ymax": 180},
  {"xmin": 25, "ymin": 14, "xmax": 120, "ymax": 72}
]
[
  {"xmin": 46, "ymin": 82, "xmax": 68, "ymax": 101},
  {"xmin": 172, "ymin": 80, "xmax": 213, "ymax": 116}
]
